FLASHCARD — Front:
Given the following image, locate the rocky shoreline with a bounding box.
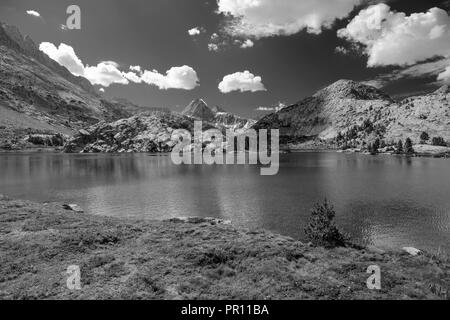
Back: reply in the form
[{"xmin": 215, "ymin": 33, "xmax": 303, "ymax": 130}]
[{"xmin": 0, "ymin": 194, "xmax": 448, "ymax": 300}]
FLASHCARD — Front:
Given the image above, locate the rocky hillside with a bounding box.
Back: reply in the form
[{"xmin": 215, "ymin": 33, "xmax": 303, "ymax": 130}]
[
  {"xmin": 64, "ymin": 112, "xmax": 218, "ymax": 153},
  {"xmin": 0, "ymin": 22, "xmax": 144, "ymax": 150},
  {"xmin": 182, "ymin": 98, "xmax": 256, "ymax": 134},
  {"xmin": 254, "ymin": 80, "xmax": 450, "ymax": 148}
]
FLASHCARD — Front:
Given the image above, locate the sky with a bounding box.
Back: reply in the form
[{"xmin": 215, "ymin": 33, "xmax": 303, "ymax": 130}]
[{"xmin": 0, "ymin": 0, "xmax": 450, "ymax": 118}]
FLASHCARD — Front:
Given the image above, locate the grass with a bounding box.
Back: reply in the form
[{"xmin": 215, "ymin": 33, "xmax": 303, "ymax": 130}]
[{"xmin": 0, "ymin": 194, "xmax": 448, "ymax": 300}]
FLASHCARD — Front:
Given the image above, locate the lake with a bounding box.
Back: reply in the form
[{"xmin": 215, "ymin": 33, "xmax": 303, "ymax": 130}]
[{"xmin": 0, "ymin": 152, "xmax": 449, "ymax": 252}]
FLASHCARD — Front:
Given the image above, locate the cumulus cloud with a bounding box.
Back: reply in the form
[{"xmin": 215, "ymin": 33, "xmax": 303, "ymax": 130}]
[
  {"xmin": 26, "ymin": 10, "xmax": 41, "ymax": 18},
  {"xmin": 39, "ymin": 42, "xmax": 85, "ymax": 76},
  {"xmin": 338, "ymin": 4, "xmax": 450, "ymax": 67},
  {"xmin": 438, "ymin": 66, "xmax": 450, "ymax": 83},
  {"xmin": 208, "ymin": 43, "xmax": 219, "ymax": 52},
  {"xmin": 39, "ymin": 42, "xmax": 127, "ymax": 87},
  {"xmin": 256, "ymin": 102, "xmax": 286, "ymax": 112},
  {"xmin": 84, "ymin": 62, "xmax": 130, "ymax": 87},
  {"xmin": 129, "ymin": 65, "xmax": 142, "ymax": 73},
  {"xmin": 140, "ymin": 66, "xmax": 199, "ymax": 90},
  {"xmin": 188, "ymin": 27, "xmax": 203, "ymax": 36},
  {"xmin": 219, "ymin": 71, "xmax": 266, "ymax": 93},
  {"xmin": 40, "ymin": 42, "xmax": 199, "ymax": 89},
  {"xmin": 335, "ymin": 46, "xmax": 349, "ymax": 55},
  {"xmin": 240, "ymin": 39, "xmax": 254, "ymax": 49},
  {"xmin": 217, "ymin": 0, "xmax": 361, "ymax": 38}
]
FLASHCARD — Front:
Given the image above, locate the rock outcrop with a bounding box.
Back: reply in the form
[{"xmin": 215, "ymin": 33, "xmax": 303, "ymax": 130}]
[{"xmin": 64, "ymin": 112, "xmax": 214, "ymax": 153}]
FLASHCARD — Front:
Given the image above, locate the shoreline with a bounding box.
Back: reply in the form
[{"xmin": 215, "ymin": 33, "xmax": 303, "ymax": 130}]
[
  {"xmin": 0, "ymin": 195, "xmax": 448, "ymax": 300},
  {"xmin": 1, "ymin": 146, "xmax": 449, "ymax": 159}
]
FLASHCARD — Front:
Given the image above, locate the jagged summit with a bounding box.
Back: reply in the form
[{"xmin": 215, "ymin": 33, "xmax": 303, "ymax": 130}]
[
  {"xmin": 182, "ymin": 98, "xmax": 215, "ymax": 121},
  {"xmin": 314, "ymin": 79, "xmax": 392, "ymax": 101}
]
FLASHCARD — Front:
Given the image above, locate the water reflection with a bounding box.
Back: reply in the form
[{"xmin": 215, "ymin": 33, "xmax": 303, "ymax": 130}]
[{"xmin": 0, "ymin": 152, "xmax": 449, "ymax": 252}]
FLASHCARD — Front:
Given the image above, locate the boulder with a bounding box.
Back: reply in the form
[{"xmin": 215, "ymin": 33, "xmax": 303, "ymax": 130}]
[
  {"xmin": 63, "ymin": 204, "xmax": 84, "ymax": 213},
  {"xmin": 402, "ymin": 247, "xmax": 422, "ymax": 256}
]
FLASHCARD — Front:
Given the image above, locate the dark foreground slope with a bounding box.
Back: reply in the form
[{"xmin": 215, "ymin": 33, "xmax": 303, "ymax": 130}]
[{"xmin": 0, "ymin": 195, "xmax": 448, "ymax": 300}]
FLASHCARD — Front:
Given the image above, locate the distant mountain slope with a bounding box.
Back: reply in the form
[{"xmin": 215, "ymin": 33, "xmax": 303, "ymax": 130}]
[
  {"xmin": 182, "ymin": 98, "xmax": 255, "ymax": 133},
  {"xmin": 254, "ymin": 80, "xmax": 450, "ymax": 147},
  {"xmin": 0, "ymin": 22, "xmax": 147, "ymax": 149}
]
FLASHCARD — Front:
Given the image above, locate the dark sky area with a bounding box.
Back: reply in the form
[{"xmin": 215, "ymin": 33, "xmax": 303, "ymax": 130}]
[{"xmin": 0, "ymin": 0, "xmax": 449, "ymax": 118}]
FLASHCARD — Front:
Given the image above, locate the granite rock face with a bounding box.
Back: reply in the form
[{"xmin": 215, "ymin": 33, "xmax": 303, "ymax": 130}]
[{"xmin": 64, "ymin": 112, "xmax": 198, "ymax": 153}]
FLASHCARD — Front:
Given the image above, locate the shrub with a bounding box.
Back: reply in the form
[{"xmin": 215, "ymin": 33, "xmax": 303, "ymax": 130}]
[
  {"xmin": 305, "ymin": 200, "xmax": 346, "ymax": 248},
  {"xmin": 432, "ymin": 137, "xmax": 447, "ymax": 147}
]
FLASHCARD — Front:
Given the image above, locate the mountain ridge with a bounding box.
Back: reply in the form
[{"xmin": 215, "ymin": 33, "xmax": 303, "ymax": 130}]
[{"xmin": 253, "ymin": 79, "xmax": 450, "ymax": 149}]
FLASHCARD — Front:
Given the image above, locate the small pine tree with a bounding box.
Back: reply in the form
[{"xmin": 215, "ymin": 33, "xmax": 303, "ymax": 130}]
[
  {"xmin": 396, "ymin": 140, "xmax": 404, "ymax": 154},
  {"xmin": 420, "ymin": 132, "xmax": 429, "ymax": 144},
  {"xmin": 305, "ymin": 200, "xmax": 346, "ymax": 248},
  {"xmin": 404, "ymin": 138, "xmax": 415, "ymax": 154}
]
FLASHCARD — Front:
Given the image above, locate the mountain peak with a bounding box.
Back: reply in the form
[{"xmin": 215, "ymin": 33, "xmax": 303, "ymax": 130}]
[
  {"xmin": 182, "ymin": 98, "xmax": 215, "ymax": 120},
  {"xmin": 315, "ymin": 79, "xmax": 392, "ymax": 101}
]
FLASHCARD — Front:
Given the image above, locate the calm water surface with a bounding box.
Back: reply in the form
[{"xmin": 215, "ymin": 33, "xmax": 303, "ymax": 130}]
[{"xmin": 0, "ymin": 152, "xmax": 449, "ymax": 252}]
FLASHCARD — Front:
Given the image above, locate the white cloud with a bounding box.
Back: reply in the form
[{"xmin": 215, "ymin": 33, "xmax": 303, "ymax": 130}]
[
  {"xmin": 338, "ymin": 4, "xmax": 450, "ymax": 67},
  {"xmin": 208, "ymin": 43, "xmax": 219, "ymax": 52},
  {"xmin": 39, "ymin": 42, "xmax": 85, "ymax": 76},
  {"xmin": 123, "ymin": 71, "xmax": 142, "ymax": 83},
  {"xmin": 217, "ymin": 0, "xmax": 361, "ymax": 38},
  {"xmin": 84, "ymin": 62, "xmax": 129, "ymax": 87},
  {"xmin": 188, "ymin": 27, "xmax": 202, "ymax": 36},
  {"xmin": 26, "ymin": 10, "xmax": 41, "ymax": 18},
  {"xmin": 40, "ymin": 42, "xmax": 199, "ymax": 90},
  {"xmin": 39, "ymin": 42, "xmax": 127, "ymax": 87},
  {"xmin": 219, "ymin": 71, "xmax": 266, "ymax": 93},
  {"xmin": 140, "ymin": 66, "xmax": 199, "ymax": 90},
  {"xmin": 240, "ymin": 39, "xmax": 254, "ymax": 49},
  {"xmin": 335, "ymin": 46, "xmax": 349, "ymax": 55},
  {"xmin": 365, "ymin": 58, "xmax": 450, "ymax": 88},
  {"xmin": 256, "ymin": 102, "xmax": 286, "ymax": 112},
  {"xmin": 438, "ymin": 66, "xmax": 450, "ymax": 83},
  {"xmin": 99, "ymin": 88, "xmax": 105, "ymax": 93},
  {"xmin": 129, "ymin": 65, "xmax": 142, "ymax": 73}
]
